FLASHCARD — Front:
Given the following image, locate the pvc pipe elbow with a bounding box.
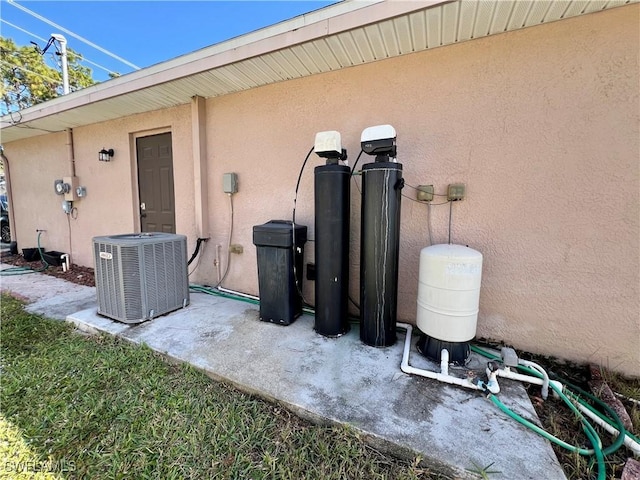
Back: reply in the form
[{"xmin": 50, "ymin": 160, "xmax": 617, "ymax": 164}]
[
  {"xmin": 549, "ymin": 380, "xmax": 564, "ymax": 398},
  {"xmin": 519, "ymin": 359, "xmax": 550, "ymax": 400},
  {"xmin": 486, "ymin": 371, "xmax": 500, "ymax": 394},
  {"xmin": 61, "ymin": 253, "xmax": 70, "ymax": 272},
  {"xmin": 396, "ymin": 323, "xmax": 481, "ymax": 392}
]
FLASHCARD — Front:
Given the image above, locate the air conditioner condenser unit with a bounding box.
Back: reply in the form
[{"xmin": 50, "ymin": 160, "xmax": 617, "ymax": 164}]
[{"xmin": 93, "ymin": 233, "xmax": 190, "ymax": 323}]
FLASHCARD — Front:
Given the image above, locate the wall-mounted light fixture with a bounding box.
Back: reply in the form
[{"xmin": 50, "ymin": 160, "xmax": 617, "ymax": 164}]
[{"xmin": 99, "ymin": 148, "xmax": 114, "ymax": 162}]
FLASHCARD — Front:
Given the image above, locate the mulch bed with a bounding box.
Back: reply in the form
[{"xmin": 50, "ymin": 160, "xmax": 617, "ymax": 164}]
[{"xmin": 0, "ymin": 251, "xmax": 95, "ymax": 287}]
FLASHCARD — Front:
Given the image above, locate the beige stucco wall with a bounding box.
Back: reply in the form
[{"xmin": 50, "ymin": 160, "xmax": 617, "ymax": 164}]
[
  {"xmin": 5, "ymin": 105, "xmax": 195, "ymax": 268},
  {"xmin": 2, "ymin": 5, "xmax": 638, "ymax": 375},
  {"xmin": 3, "ymin": 131, "xmax": 70, "ymax": 253},
  {"xmin": 69, "ymin": 106, "xmax": 195, "ymax": 267},
  {"xmin": 202, "ymin": 5, "xmax": 639, "ymax": 375}
]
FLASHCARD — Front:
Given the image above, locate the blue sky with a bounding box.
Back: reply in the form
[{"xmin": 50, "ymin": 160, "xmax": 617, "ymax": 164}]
[{"xmin": 1, "ymin": 0, "xmax": 338, "ymax": 81}]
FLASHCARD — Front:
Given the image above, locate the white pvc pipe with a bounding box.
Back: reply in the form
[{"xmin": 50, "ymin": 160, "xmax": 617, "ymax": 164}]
[
  {"xmin": 495, "ymin": 368, "xmax": 562, "ymax": 390},
  {"xmin": 519, "ymin": 359, "xmax": 550, "ymax": 400},
  {"xmin": 574, "ymin": 400, "xmax": 640, "ymax": 456},
  {"xmin": 217, "ymin": 286, "xmax": 259, "ymax": 301},
  {"xmin": 51, "ymin": 34, "xmax": 69, "ymax": 95},
  {"xmin": 397, "ymin": 323, "xmax": 572, "ymax": 396},
  {"xmin": 397, "ymin": 323, "xmax": 482, "ymax": 391},
  {"xmin": 614, "ymin": 392, "xmax": 640, "ymax": 406},
  {"xmin": 419, "ymin": 334, "xmax": 638, "ymax": 457},
  {"xmin": 61, "ymin": 253, "xmax": 70, "ymax": 272},
  {"xmin": 440, "ymin": 348, "xmax": 449, "ymax": 376}
]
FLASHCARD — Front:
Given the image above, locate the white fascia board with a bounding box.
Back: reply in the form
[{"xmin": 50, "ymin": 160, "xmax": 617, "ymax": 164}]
[{"xmin": 1, "ymin": 0, "xmax": 446, "ymax": 126}]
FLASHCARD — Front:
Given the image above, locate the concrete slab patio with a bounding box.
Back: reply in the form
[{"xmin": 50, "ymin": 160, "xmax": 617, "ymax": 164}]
[{"xmin": 1, "ymin": 267, "xmax": 566, "ymax": 479}]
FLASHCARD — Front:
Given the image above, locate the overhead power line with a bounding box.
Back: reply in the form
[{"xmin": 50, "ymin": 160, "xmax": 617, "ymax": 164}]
[
  {"xmin": 72, "ymin": 54, "xmax": 118, "ymax": 77},
  {"xmin": 6, "ymin": 0, "xmax": 140, "ymax": 70},
  {"xmin": 0, "ymin": 19, "xmax": 48, "ymax": 43},
  {"xmin": 1, "ymin": 19, "xmax": 120, "ymax": 76},
  {"xmin": 0, "ymin": 59, "xmax": 60, "ymax": 83}
]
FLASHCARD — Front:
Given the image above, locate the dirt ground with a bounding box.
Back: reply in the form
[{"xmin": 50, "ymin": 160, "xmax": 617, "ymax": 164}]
[{"xmin": 0, "ymin": 251, "xmax": 95, "ymax": 287}]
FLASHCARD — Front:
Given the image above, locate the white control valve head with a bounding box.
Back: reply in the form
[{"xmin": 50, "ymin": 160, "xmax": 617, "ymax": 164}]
[{"xmin": 361, "ymin": 124, "xmax": 397, "ymax": 158}]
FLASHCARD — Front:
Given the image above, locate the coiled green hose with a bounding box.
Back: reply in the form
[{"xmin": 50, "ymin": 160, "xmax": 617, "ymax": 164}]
[
  {"xmin": 0, "ymin": 231, "xmax": 49, "ymax": 276},
  {"xmin": 472, "ymin": 344, "xmax": 631, "ymax": 480}
]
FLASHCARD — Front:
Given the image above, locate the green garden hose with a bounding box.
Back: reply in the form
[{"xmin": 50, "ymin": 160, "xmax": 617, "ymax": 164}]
[
  {"xmin": 189, "ymin": 284, "xmax": 260, "ymax": 306},
  {"xmin": 472, "ymin": 344, "xmax": 632, "ymax": 480},
  {"xmin": 0, "ymin": 231, "xmax": 49, "ymax": 276},
  {"xmin": 189, "ymin": 284, "xmax": 363, "ymax": 324}
]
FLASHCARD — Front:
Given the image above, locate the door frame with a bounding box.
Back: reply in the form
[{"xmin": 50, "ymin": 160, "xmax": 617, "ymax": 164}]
[{"xmin": 130, "ymin": 127, "xmax": 172, "ymax": 233}]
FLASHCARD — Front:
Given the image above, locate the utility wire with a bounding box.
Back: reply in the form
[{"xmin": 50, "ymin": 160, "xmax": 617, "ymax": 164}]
[
  {"xmin": 2, "ymin": 33, "xmax": 58, "ymax": 67},
  {"xmin": 72, "ymin": 54, "xmax": 117, "ymax": 76},
  {"xmin": 1, "ymin": 21, "xmax": 120, "ymax": 76},
  {"xmin": 400, "ymin": 192, "xmax": 449, "ymax": 206},
  {"xmin": 13, "ymin": 123, "xmax": 63, "ymax": 133},
  {"xmin": 4, "ymin": 110, "xmax": 21, "ymax": 123},
  {"xmin": 0, "ymin": 59, "xmax": 60, "ymax": 83},
  {"xmin": 7, "ymin": 0, "xmax": 141, "ymax": 70},
  {"xmin": 46, "ymin": 39, "xmax": 118, "ymax": 76},
  {"xmin": 0, "ymin": 19, "xmax": 48, "ymax": 42},
  {"xmin": 404, "ymin": 182, "xmax": 449, "ymax": 197},
  {"xmin": 3, "ymin": 48, "xmax": 63, "ymax": 82},
  {"xmin": 291, "ymin": 146, "xmax": 314, "ymax": 307}
]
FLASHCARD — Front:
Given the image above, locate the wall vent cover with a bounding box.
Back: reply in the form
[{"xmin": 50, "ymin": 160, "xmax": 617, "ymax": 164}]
[{"xmin": 92, "ymin": 233, "xmax": 190, "ymax": 323}]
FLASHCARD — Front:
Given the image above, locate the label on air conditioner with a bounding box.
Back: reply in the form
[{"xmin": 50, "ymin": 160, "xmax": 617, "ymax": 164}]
[{"xmin": 99, "ymin": 252, "xmax": 113, "ymax": 260}]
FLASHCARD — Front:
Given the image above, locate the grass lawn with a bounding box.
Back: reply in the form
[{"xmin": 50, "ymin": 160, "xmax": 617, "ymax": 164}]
[{"xmin": 0, "ymin": 294, "xmax": 443, "ymax": 480}]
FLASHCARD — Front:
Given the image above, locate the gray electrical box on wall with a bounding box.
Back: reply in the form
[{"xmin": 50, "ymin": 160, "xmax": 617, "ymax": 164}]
[{"xmin": 223, "ymin": 173, "xmax": 238, "ymax": 194}]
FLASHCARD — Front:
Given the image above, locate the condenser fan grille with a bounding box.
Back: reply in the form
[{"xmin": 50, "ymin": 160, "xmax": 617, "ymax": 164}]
[
  {"xmin": 121, "ymin": 244, "xmax": 143, "ymax": 320},
  {"xmin": 93, "ymin": 233, "xmax": 189, "ymax": 323}
]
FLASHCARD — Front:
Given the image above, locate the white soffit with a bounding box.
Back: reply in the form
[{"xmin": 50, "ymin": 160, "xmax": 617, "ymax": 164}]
[{"xmin": 1, "ymin": 0, "xmax": 636, "ymax": 142}]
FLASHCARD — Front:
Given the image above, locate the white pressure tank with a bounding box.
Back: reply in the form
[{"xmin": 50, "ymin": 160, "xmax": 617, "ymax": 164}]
[{"xmin": 416, "ymin": 244, "xmax": 483, "ymax": 342}]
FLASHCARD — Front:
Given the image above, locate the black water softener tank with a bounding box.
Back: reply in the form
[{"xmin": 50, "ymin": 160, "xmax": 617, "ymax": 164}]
[
  {"xmin": 253, "ymin": 220, "xmax": 307, "ymax": 325},
  {"xmin": 360, "ymin": 161, "xmax": 403, "ymax": 347},
  {"xmin": 314, "ymin": 162, "xmax": 350, "ymax": 337}
]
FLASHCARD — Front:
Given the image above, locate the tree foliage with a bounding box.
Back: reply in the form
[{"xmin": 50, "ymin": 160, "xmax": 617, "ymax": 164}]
[{"xmin": 0, "ymin": 36, "xmax": 95, "ymax": 115}]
